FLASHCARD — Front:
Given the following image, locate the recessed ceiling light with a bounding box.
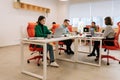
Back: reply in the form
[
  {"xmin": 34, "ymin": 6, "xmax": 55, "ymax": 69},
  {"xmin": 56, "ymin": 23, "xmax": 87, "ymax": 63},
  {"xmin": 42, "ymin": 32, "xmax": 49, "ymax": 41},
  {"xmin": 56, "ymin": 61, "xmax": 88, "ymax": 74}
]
[{"xmin": 59, "ymin": 0, "xmax": 69, "ymax": 1}]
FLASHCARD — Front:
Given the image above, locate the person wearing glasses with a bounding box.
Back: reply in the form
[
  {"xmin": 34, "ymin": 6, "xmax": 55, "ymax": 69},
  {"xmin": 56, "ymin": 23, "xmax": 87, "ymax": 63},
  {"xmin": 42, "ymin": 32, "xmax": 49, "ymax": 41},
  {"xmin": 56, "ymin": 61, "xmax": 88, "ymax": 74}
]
[{"xmin": 60, "ymin": 19, "xmax": 74, "ymax": 55}]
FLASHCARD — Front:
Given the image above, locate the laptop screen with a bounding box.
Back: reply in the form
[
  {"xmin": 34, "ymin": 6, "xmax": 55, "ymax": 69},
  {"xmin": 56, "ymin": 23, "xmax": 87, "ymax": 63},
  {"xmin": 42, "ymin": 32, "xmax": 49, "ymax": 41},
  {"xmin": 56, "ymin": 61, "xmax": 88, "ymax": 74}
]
[
  {"xmin": 53, "ymin": 27, "xmax": 64, "ymax": 38},
  {"xmin": 83, "ymin": 27, "xmax": 89, "ymax": 32},
  {"xmin": 90, "ymin": 28, "xmax": 95, "ymax": 36}
]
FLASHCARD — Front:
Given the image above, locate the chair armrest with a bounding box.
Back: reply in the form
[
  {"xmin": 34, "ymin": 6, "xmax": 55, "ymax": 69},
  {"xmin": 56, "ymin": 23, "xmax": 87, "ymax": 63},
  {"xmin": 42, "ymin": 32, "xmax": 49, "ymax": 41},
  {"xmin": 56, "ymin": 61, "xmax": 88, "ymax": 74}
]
[
  {"xmin": 103, "ymin": 40, "xmax": 119, "ymax": 47},
  {"xmin": 103, "ymin": 40, "xmax": 114, "ymax": 42},
  {"xmin": 103, "ymin": 40, "xmax": 114, "ymax": 46}
]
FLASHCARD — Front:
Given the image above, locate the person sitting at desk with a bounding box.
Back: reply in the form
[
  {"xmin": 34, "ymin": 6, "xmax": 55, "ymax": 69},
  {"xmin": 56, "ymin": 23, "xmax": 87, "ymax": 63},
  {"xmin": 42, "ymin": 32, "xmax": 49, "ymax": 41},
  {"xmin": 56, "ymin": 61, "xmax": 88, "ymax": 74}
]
[
  {"xmin": 91, "ymin": 21, "xmax": 99, "ymax": 32},
  {"xmin": 60, "ymin": 19, "xmax": 74, "ymax": 55},
  {"xmin": 51, "ymin": 22, "xmax": 60, "ymax": 33},
  {"xmin": 84, "ymin": 22, "xmax": 99, "ymax": 45},
  {"xmin": 35, "ymin": 15, "xmax": 59, "ymax": 67},
  {"xmin": 87, "ymin": 17, "xmax": 115, "ymax": 61}
]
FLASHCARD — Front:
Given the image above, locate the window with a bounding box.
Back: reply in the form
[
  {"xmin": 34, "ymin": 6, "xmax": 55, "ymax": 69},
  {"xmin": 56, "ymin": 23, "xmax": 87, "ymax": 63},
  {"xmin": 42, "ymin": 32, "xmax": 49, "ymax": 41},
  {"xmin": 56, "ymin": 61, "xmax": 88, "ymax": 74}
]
[
  {"xmin": 71, "ymin": 16, "xmax": 120, "ymax": 33},
  {"xmin": 71, "ymin": 17, "xmax": 103, "ymax": 32},
  {"xmin": 92, "ymin": 17, "xmax": 102, "ymax": 27},
  {"xmin": 72, "ymin": 18, "xmax": 80, "ymax": 27},
  {"xmin": 114, "ymin": 16, "xmax": 120, "ymax": 28}
]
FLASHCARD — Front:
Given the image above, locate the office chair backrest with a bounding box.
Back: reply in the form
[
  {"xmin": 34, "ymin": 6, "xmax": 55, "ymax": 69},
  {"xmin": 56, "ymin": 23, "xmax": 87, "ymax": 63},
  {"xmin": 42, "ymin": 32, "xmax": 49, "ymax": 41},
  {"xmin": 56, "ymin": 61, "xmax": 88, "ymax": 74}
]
[
  {"xmin": 114, "ymin": 22, "xmax": 120, "ymax": 48},
  {"xmin": 86, "ymin": 25, "xmax": 91, "ymax": 28},
  {"xmin": 115, "ymin": 22, "xmax": 120, "ymax": 40},
  {"xmin": 27, "ymin": 22, "xmax": 37, "ymax": 51},
  {"xmin": 27, "ymin": 22, "xmax": 37, "ymax": 37},
  {"xmin": 51, "ymin": 24, "xmax": 60, "ymax": 33},
  {"xmin": 68, "ymin": 25, "xmax": 73, "ymax": 32}
]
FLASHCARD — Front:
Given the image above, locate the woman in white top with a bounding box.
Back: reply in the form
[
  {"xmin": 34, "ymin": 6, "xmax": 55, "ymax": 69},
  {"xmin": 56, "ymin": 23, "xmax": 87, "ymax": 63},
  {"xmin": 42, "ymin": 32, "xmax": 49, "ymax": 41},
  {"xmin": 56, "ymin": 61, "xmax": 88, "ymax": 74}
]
[{"xmin": 87, "ymin": 17, "xmax": 115, "ymax": 60}]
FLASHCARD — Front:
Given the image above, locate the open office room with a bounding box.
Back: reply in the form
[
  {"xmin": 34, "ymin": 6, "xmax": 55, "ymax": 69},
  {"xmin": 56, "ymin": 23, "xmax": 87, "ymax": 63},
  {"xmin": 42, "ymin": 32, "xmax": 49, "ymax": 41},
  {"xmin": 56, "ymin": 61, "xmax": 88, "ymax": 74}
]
[{"xmin": 0, "ymin": 0, "xmax": 120, "ymax": 80}]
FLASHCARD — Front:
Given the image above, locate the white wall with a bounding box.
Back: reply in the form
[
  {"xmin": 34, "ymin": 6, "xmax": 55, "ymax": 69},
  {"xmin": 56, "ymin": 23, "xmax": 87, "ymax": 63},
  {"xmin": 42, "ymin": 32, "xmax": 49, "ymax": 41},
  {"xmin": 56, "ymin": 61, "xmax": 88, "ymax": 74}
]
[
  {"xmin": 0, "ymin": 0, "xmax": 58, "ymax": 47},
  {"xmin": 57, "ymin": 1, "xmax": 69, "ymax": 24}
]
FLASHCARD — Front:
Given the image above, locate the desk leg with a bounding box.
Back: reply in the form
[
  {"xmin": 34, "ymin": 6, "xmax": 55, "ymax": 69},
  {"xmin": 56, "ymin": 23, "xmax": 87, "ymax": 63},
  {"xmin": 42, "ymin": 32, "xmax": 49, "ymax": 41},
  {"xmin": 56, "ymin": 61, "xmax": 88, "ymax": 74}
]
[
  {"xmin": 21, "ymin": 42, "xmax": 44, "ymax": 79},
  {"xmin": 98, "ymin": 40, "xmax": 102, "ymax": 66},
  {"xmin": 79, "ymin": 39, "xmax": 81, "ymax": 46},
  {"xmin": 89, "ymin": 39, "xmax": 92, "ymax": 53},
  {"xmin": 74, "ymin": 38, "xmax": 78, "ymax": 62},
  {"xmin": 43, "ymin": 43, "xmax": 47, "ymax": 80},
  {"xmin": 77, "ymin": 38, "xmax": 102, "ymax": 67},
  {"xmin": 55, "ymin": 42, "xmax": 59, "ymax": 54}
]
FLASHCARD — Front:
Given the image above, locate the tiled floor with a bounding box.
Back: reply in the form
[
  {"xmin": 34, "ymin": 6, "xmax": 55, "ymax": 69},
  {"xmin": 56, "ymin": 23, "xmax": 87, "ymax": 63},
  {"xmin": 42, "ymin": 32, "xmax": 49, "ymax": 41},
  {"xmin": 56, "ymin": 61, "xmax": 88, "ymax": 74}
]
[{"xmin": 0, "ymin": 45, "xmax": 120, "ymax": 80}]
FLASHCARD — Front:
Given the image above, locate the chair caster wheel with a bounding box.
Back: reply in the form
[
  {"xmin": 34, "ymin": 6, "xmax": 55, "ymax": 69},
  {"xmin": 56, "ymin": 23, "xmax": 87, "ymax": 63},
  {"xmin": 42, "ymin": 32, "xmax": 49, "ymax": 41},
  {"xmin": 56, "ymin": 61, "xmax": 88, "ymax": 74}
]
[
  {"xmin": 37, "ymin": 63, "xmax": 40, "ymax": 66},
  {"xmin": 59, "ymin": 53, "xmax": 61, "ymax": 55},
  {"xmin": 119, "ymin": 62, "xmax": 120, "ymax": 64},
  {"xmin": 107, "ymin": 63, "xmax": 110, "ymax": 65},
  {"xmin": 94, "ymin": 58, "xmax": 98, "ymax": 62},
  {"xmin": 27, "ymin": 60, "xmax": 30, "ymax": 63},
  {"xmin": 94, "ymin": 59, "xmax": 98, "ymax": 61}
]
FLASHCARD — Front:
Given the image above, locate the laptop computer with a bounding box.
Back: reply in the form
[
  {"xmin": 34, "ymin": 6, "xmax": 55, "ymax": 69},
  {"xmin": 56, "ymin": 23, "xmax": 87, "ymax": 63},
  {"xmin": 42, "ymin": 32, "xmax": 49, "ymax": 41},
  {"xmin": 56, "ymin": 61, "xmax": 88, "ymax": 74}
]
[
  {"xmin": 90, "ymin": 28, "xmax": 95, "ymax": 37},
  {"xmin": 53, "ymin": 27, "xmax": 64, "ymax": 38},
  {"xmin": 83, "ymin": 27, "xmax": 89, "ymax": 32}
]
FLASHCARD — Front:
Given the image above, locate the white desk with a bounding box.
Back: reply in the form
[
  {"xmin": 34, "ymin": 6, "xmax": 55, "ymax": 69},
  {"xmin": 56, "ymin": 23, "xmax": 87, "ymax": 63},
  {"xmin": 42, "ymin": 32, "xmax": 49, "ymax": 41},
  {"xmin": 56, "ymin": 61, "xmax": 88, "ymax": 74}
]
[
  {"xmin": 21, "ymin": 36, "xmax": 78, "ymax": 80},
  {"xmin": 21, "ymin": 35, "xmax": 104, "ymax": 80},
  {"xmin": 78, "ymin": 36, "xmax": 104, "ymax": 66}
]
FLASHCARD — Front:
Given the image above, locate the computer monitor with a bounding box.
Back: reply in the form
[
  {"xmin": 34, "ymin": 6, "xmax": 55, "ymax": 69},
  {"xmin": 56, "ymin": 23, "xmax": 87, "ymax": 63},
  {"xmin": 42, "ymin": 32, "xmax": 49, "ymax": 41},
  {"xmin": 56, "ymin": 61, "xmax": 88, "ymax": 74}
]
[{"xmin": 83, "ymin": 27, "xmax": 89, "ymax": 32}]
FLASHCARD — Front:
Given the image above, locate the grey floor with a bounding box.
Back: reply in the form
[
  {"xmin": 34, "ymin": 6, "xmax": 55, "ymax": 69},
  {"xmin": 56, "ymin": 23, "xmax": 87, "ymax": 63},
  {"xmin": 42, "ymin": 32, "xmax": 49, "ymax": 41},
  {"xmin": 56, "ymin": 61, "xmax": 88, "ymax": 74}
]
[{"xmin": 0, "ymin": 44, "xmax": 120, "ymax": 80}]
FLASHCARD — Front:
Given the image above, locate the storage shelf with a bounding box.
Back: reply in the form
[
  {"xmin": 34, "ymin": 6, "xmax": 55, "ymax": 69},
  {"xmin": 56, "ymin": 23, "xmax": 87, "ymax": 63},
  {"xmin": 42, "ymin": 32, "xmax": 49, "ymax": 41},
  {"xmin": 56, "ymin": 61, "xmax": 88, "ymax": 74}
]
[{"xmin": 13, "ymin": 2, "xmax": 50, "ymax": 13}]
